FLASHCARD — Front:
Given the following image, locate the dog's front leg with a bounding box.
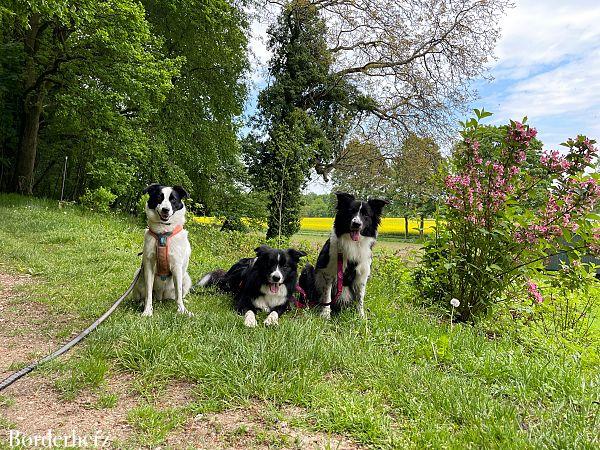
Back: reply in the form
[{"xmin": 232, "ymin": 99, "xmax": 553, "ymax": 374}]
[
  {"xmin": 264, "ymin": 303, "xmax": 288, "ymax": 327},
  {"xmin": 172, "ymin": 266, "xmax": 192, "ymax": 316},
  {"xmin": 355, "ymin": 280, "xmax": 367, "ymax": 318},
  {"xmin": 142, "ymin": 263, "xmax": 154, "ymax": 317},
  {"xmin": 319, "ymin": 276, "xmax": 334, "ymax": 320},
  {"xmin": 243, "ymin": 309, "xmax": 258, "ymax": 327},
  {"xmin": 235, "ymin": 295, "xmax": 257, "ymax": 327}
]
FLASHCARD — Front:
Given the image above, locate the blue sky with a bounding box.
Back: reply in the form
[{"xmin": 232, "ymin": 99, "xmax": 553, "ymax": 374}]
[
  {"xmin": 469, "ymin": 0, "xmax": 600, "ymax": 150},
  {"xmin": 247, "ymin": 0, "xmax": 600, "ymax": 193}
]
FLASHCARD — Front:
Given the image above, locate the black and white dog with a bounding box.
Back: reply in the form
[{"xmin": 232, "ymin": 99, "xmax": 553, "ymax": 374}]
[
  {"xmin": 198, "ymin": 245, "xmax": 306, "ymax": 327},
  {"xmin": 299, "ymin": 192, "xmax": 389, "ymax": 319},
  {"xmin": 132, "ymin": 184, "xmax": 193, "ymax": 316}
]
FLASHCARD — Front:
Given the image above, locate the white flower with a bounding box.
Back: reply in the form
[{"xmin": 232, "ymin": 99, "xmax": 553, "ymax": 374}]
[{"xmin": 450, "ymin": 298, "xmax": 460, "ymax": 308}]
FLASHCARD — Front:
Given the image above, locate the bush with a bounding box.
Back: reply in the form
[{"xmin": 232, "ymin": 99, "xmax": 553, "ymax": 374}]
[
  {"xmin": 414, "ymin": 110, "xmax": 600, "ymax": 321},
  {"xmin": 532, "ymin": 263, "xmax": 599, "ymax": 341},
  {"xmin": 79, "ymin": 187, "xmax": 117, "ymax": 213}
]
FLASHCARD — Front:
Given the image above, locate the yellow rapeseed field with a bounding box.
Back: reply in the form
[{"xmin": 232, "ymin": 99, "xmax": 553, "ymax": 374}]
[
  {"xmin": 194, "ymin": 216, "xmax": 435, "ymax": 236},
  {"xmin": 300, "ymin": 217, "xmax": 435, "ymax": 235}
]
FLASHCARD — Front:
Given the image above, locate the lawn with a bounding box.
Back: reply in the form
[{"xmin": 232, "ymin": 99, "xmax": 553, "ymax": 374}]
[{"xmin": 0, "ymin": 194, "xmax": 599, "ymax": 448}]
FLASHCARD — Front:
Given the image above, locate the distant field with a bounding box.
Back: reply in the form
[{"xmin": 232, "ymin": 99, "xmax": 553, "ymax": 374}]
[{"xmin": 194, "ymin": 216, "xmax": 436, "ymax": 236}]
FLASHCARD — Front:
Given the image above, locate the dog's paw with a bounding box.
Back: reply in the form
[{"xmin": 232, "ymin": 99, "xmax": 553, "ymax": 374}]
[
  {"xmin": 178, "ymin": 307, "xmax": 194, "ymax": 317},
  {"xmin": 141, "ymin": 308, "xmax": 153, "ymax": 317},
  {"xmin": 244, "ymin": 311, "xmax": 257, "ymax": 328},
  {"xmin": 263, "ymin": 311, "xmax": 279, "ymax": 326},
  {"xmin": 320, "ymin": 306, "xmax": 331, "ymax": 320}
]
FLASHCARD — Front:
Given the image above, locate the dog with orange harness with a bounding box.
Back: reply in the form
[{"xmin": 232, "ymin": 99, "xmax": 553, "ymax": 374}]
[{"xmin": 132, "ymin": 184, "xmax": 193, "ymax": 316}]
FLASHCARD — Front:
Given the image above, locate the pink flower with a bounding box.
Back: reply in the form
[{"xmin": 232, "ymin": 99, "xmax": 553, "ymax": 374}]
[{"xmin": 526, "ymin": 280, "xmax": 543, "ymax": 303}]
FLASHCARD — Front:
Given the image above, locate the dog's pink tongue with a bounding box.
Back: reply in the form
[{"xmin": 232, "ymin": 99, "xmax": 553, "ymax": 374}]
[
  {"xmin": 269, "ymin": 283, "xmax": 279, "ymax": 293},
  {"xmin": 350, "ymin": 230, "xmax": 360, "ymax": 241}
]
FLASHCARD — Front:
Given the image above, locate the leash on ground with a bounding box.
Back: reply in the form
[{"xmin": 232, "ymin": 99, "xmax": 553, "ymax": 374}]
[{"xmin": 0, "ymin": 266, "xmax": 141, "ymax": 392}]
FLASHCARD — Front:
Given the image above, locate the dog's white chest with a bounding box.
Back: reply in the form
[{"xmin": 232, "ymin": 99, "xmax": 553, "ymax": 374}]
[
  {"xmin": 253, "ymin": 284, "xmax": 288, "ymax": 312},
  {"xmin": 339, "ymin": 237, "xmax": 374, "ymax": 264},
  {"xmin": 334, "ymin": 234, "xmax": 375, "ymax": 272}
]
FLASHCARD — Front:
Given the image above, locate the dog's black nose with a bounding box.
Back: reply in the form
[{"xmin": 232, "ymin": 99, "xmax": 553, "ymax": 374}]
[
  {"xmin": 161, "ymin": 207, "xmax": 169, "ymax": 213},
  {"xmin": 271, "ymin": 274, "xmax": 281, "ymax": 282}
]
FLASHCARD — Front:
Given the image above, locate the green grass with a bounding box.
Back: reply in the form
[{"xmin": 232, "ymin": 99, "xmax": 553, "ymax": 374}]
[
  {"xmin": 127, "ymin": 404, "xmax": 187, "ymax": 446},
  {"xmin": 0, "ymin": 194, "xmax": 599, "ymax": 448}
]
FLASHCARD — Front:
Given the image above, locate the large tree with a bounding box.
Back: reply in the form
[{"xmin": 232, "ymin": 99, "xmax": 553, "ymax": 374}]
[
  {"xmin": 247, "ymin": 1, "xmax": 371, "ymax": 239},
  {"xmin": 389, "ymin": 134, "xmax": 443, "ymax": 238},
  {"xmin": 262, "ymin": 0, "xmax": 510, "ymax": 178},
  {"xmin": 1, "ymin": 0, "xmax": 249, "ymax": 211},
  {"xmin": 332, "ymin": 138, "xmax": 391, "ymax": 198},
  {"xmin": 1, "ymin": 0, "xmax": 178, "ymax": 195},
  {"xmin": 140, "ymin": 0, "xmax": 249, "ymax": 209}
]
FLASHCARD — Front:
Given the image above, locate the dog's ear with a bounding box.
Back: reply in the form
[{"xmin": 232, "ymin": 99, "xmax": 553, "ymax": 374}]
[
  {"xmin": 254, "ymin": 245, "xmax": 271, "ymax": 257},
  {"xmin": 335, "ymin": 192, "xmax": 355, "ymax": 208},
  {"xmin": 287, "ymin": 248, "xmax": 307, "ymax": 261},
  {"xmin": 142, "ymin": 183, "xmax": 160, "ymax": 195},
  {"xmin": 172, "ymin": 185, "xmax": 189, "ymax": 199},
  {"xmin": 368, "ymin": 198, "xmax": 390, "ymax": 215}
]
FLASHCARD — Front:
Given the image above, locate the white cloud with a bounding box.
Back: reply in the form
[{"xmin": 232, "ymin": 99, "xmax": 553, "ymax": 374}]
[
  {"xmin": 496, "ymin": 47, "xmax": 600, "ymax": 114},
  {"xmin": 475, "ymin": 0, "xmax": 600, "ymax": 149},
  {"xmin": 493, "ymin": 0, "xmax": 600, "ymax": 80}
]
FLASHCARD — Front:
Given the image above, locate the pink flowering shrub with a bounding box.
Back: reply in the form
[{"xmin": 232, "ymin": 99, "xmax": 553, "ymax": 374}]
[{"xmin": 414, "ymin": 110, "xmax": 600, "ymax": 320}]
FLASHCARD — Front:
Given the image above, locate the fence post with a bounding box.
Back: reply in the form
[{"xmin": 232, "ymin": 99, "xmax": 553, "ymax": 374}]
[{"xmin": 60, "ymin": 156, "xmax": 68, "ymax": 202}]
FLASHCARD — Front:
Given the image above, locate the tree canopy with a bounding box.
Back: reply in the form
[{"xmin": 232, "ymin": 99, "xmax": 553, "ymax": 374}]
[{"xmin": 0, "ymin": 0, "xmax": 249, "ymax": 213}]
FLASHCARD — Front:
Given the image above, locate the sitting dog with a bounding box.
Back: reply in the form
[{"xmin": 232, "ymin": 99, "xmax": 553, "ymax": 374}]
[
  {"xmin": 132, "ymin": 184, "xmax": 192, "ymax": 316},
  {"xmin": 198, "ymin": 245, "xmax": 306, "ymax": 327},
  {"xmin": 299, "ymin": 192, "xmax": 389, "ymax": 319}
]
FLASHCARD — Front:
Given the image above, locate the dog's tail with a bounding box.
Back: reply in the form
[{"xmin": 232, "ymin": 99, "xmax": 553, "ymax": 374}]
[{"xmin": 196, "ymin": 269, "xmax": 227, "ymax": 289}]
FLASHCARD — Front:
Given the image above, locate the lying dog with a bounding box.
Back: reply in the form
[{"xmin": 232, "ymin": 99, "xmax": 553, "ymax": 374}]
[
  {"xmin": 198, "ymin": 245, "xmax": 306, "ymax": 327},
  {"xmin": 299, "ymin": 192, "xmax": 389, "ymax": 319},
  {"xmin": 132, "ymin": 184, "xmax": 193, "ymax": 316}
]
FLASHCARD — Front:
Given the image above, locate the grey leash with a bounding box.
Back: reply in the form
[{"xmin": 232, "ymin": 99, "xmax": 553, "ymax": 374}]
[{"xmin": 0, "ymin": 267, "xmax": 141, "ymax": 392}]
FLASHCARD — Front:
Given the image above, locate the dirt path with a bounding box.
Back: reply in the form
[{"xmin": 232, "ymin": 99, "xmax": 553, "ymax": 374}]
[{"xmin": 0, "ymin": 271, "xmax": 360, "ymax": 449}]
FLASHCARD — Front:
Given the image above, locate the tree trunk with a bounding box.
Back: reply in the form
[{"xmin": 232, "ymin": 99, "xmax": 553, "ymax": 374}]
[
  {"xmin": 11, "ymin": 14, "xmax": 44, "ymax": 195},
  {"xmin": 419, "ymin": 215, "xmax": 424, "ymax": 239},
  {"xmin": 11, "ymin": 93, "xmax": 43, "ymax": 194},
  {"xmin": 404, "ymin": 216, "xmax": 409, "ymax": 240}
]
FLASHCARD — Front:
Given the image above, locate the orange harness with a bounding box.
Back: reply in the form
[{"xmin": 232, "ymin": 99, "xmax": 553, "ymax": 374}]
[{"xmin": 147, "ymin": 224, "xmax": 183, "ymax": 280}]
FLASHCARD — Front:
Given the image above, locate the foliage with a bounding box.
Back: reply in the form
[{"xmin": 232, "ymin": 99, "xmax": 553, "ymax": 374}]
[
  {"xmin": 1, "ymin": 0, "xmax": 180, "ymax": 194},
  {"xmin": 0, "ymin": 0, "xmax": 249, "ymax": 212},
  {"xmin": 332, "ymin": 139, "xmax": 391, "ymax": 199},
  {"xmin": 246, "ymin": 110, "xmax": 319, "ymax": 239},
  {"xmin": 262, "ymin": 0, "xmax": 510, "ymax": 171},
  {"xmin": 388, "ymin": 133, "xmax": 444, "ymax": 220},
  {"xmin": 138, "ymin": 0, "xmax": 249, "ymax": 211},
  {"xmin": 531, "ymin": 264, "xmax": 599, "ymax": 342},
  {"xmin": 300, "ymin": 193, "xmax": 333, "ymax": 217},
  {"xmin": 79, "ymin": 187, "xmax": 117, "ymax": 213},
  {"xmin": 332, "ymin": 134, "xmax": 443, "ymax": 239},
  {"xmin": 414, "ymin": 110, "xmax": 600, "ymax": 321}
]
